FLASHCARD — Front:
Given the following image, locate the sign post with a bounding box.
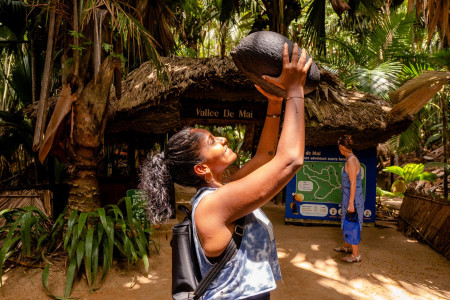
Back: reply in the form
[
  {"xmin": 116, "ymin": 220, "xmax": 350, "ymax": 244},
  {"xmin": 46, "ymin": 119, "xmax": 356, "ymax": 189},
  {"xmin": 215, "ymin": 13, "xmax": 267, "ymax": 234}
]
[{"xmin": 285, "ymin": 146, "xmax": 376, "ymax": 225}]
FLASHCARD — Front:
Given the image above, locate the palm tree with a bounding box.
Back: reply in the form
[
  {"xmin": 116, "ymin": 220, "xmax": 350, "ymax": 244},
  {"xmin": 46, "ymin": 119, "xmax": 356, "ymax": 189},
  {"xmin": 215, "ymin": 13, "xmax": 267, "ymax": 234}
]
[{"xmin": 25, "ymin": 0, "xmax": 177, "ymax": 213}]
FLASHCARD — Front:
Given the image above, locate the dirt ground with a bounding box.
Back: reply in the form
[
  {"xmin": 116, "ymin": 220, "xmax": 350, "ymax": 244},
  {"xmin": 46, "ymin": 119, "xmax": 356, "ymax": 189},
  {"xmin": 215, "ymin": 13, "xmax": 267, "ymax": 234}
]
[{"xmin": 2, "ymin": 201, "xmax": 450, "ymax": 300}]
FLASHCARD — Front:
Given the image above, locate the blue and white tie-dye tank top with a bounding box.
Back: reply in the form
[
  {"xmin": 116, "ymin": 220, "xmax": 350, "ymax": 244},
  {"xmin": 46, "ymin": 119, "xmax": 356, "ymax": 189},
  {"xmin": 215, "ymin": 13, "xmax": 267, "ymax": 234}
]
[{"xmin": 191, "ymin": 187, "xmax": 281, "ymax": 300}]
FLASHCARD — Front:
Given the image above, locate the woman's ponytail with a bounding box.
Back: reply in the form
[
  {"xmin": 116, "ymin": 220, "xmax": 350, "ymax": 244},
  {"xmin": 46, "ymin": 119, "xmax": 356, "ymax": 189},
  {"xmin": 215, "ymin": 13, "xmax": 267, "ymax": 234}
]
[
  {"xmin": 138, "ymin": 127, "xmax": 207, "ymax": 223},
  {"xmin": 138, "ymin": 152, "xmax": 173, "ymax": 224}
]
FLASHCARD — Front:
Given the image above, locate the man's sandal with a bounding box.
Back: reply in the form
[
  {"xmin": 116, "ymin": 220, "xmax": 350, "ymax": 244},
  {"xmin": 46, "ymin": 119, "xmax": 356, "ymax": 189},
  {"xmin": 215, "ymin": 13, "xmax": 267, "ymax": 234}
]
[
  {"xmin": 341, "ymin": 255, "xmax": 361, "ymax": 263},
  {"xmin": 334, "ymin": 247, "xmax": 352, "ymax": 254}
]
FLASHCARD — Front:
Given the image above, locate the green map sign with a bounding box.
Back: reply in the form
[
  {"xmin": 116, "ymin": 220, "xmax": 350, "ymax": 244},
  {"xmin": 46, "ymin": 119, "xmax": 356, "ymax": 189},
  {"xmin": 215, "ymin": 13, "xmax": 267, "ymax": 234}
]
[
  {"xmin": 126, "ymin": 189, "xmax": 148, "ymax": 221},
  {"xmin": 296, "ymin": 161, "xmax": 366, "ymax": 204},
  {"xmin": 286, "ymin": 146, "xmax": 377, "ymax": 223}
]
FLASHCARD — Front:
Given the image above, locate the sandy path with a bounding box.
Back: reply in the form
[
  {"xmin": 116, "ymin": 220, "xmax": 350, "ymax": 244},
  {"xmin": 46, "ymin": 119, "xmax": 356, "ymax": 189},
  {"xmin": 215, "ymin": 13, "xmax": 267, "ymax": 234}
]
[{"xmin": 1, "ymin": 202, "xmax": 449, "ymax": 300}]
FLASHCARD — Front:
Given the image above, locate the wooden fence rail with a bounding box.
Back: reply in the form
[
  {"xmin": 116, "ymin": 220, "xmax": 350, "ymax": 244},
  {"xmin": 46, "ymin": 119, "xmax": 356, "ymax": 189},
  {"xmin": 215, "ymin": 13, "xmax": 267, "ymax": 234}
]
[{"xmin": 398, "ymin": 190, "xmax": 450, "ymax": 259}]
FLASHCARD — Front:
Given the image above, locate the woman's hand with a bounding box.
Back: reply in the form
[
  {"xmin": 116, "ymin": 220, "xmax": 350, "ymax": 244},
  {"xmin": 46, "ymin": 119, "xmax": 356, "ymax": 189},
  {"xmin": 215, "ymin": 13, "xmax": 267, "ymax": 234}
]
[
  {"xmin": 347, "ymin": 203, "xmax": 355, "ymax": 213},
  {"xmin": 255, "ymin": 84, "xmax": 283, "ymax": 104},
  {"xmin": 262, "ymin": 43, "xmax": 312, "ymax": 94}
]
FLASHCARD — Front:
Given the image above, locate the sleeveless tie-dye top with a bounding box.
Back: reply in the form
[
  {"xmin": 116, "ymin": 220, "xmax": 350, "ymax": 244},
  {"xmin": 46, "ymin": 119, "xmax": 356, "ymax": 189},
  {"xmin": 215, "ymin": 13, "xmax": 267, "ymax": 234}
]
[{"xmin": 191, "ymin": 187, "xmax": 281, "ymax": 299}]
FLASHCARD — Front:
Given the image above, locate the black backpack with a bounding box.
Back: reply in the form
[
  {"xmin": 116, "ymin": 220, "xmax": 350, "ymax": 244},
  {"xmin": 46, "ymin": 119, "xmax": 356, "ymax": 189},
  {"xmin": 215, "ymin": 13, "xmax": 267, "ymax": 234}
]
[{"xmin": 171, "ymin": 204, "xmax": 245, "ymax": 300}]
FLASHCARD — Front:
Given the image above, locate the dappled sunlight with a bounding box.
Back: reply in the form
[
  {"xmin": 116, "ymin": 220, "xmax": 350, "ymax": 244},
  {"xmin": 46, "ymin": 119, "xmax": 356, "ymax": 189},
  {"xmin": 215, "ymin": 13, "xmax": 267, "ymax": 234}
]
[
  {"xmin": 291, "ymin": 253, "xmax": 340, "ymax": 279},
  {"xmin": 311, "ymin": 244, "xmax": 320, "ymax": 251},
  {"xmin": 123, "ymin": 273, "xmax": 163, "ymax": 290},
  {"xmin": 285, "ymin": 249, "xmax": 449, "ymax": 300},
  {"xmin": 318, "ymin": 278, "xmax": 372, "ymax": 299},
  {"xmin": 277, "ymin": 247, "xmax": 289, "ymax": 259},
  {"xmin": 406, "ymin": 239, "xmax": 418, "ymax": 243}
]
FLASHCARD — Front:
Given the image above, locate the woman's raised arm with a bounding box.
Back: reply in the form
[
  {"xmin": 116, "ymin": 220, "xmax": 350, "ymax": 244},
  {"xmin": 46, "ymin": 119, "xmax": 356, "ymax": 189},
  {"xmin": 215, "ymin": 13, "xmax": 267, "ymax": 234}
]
[
  {"xmin": 197, "ymin": 44, "xmax": 312, "ymax": 224},
  {"xmin": 226, "ymin": 85, "xmax": 283, "ymax": 182}
]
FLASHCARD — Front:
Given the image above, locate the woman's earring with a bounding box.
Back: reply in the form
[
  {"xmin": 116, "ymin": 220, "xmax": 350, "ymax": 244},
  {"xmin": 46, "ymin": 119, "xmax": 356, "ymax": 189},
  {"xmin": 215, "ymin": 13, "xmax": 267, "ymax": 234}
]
[{"xmin": 204, "ymin": 171, "xmax": 214, "ymax": 184}]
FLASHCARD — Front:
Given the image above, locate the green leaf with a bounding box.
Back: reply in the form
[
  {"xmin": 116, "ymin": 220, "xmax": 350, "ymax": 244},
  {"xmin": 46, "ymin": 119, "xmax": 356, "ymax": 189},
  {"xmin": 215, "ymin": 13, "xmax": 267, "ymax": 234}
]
[
  {"xmin": 64, "ymin": 255, "xmax": 77, "ymax": 297},
  {"xmin": 124, "ymin": 197, "xmax": 133, "ymax": 227},
  {"xmin": 42, "ymin": 264, "xmax": 50, "ymax": 293},
  {"xmin": 64, "ymin": 211, "xmax": 79, "ymax": 250},
  {"xmin": 22, "ymin": 206, "xmax": 49, "ymax": 220},
  {"xmin": 98, "ymin": 208, "xmax": 107, "ymax": 232},
  {"xmin": 77, "ymin": 212, "xmax": 88, "ymax": 236},
  {"xmin": 20, "ymin": 211, "xmax": 33, "ymax": 256},
  {"xmin": 101, "ymin": 239, "xmax": 111, "ymax": 280},
  {"xmin": 92, "ymin": 235, "xmax": 99, "ymax": 289},
  {"xmin": 76, "ymin": 240, "xmax": 85, "ymax": 269},
  {"xmin": 418, "ymin": 172, "xmax": 438, "ymax": 182},
  {"xmin": 0, "ymin": 236, "xmax": 20, "ymax": 287},
  {"xmin": 403, "ymin": 163, "xmax": 424, "ymax": 182},
  {"xmin": 5, "ymin": 216, "xmax": 21, "ymax": 240},
  {"xmin": 85, "ymin": 227, "xmax": 94, "ymax": 287},
  {"xmin": 37, "ymin": 233, "xmax": 49, "ymax": 251},
  {"xmin": 383, "ymin": 166, "xmax": 404, "ymax": 178}
]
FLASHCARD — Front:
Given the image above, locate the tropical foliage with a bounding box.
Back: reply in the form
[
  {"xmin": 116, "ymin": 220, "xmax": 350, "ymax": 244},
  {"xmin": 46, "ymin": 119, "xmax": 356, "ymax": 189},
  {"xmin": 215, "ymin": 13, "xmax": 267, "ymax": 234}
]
[
  {"xmin": 378, "ymin": 163, "xmax": 438, "ymax": 197},
  {"xmin": 0, "ymin": 197, "xmax": 156, "ymax": 297}
]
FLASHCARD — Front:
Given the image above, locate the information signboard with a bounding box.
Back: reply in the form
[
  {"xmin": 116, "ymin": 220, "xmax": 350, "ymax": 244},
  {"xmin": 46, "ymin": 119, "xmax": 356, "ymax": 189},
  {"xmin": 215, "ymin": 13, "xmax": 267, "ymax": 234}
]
[
  {"xmin": 285, "ymin": 146, "xmax": 376, "ymax": 225},
  {"xmin": 126, "ymin": 189, "xmax": 148, "ymax": 222}
]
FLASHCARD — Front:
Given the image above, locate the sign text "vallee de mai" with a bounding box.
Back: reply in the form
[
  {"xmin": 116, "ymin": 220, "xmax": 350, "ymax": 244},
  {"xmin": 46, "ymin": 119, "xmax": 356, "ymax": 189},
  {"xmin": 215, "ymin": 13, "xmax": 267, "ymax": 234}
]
[{"xmin": 196, "ymin": 108, "xmax": 254, "ymax": 119}]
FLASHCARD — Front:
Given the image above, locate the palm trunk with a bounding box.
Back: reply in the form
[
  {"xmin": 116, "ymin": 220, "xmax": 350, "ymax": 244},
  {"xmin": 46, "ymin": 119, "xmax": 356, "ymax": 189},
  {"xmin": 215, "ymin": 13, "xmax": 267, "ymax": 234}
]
[
  {"xmin": 2, "ymin": 53, "xmax": 11, "ymax": 110},
  {"xmin": 66, "ymin": 57, "xmax": 121, "ymax": 213},
  {"xmin": 30, "ymin": 33, "xmax": 38, "ymax": 104},
  {"xmin": 33, "ymin": 5, "xmax": 57, "ymax": 150},
  {"xmin": 442, "ymin": 91, "xmax": 448, "ymax": 200},
  {"xmin": 73, "ymin": 0, "xmax": 79, "ymax": 77},
  {"xmin": 219, "ymin": 21, "xmax": 228, "ymax": 58}
]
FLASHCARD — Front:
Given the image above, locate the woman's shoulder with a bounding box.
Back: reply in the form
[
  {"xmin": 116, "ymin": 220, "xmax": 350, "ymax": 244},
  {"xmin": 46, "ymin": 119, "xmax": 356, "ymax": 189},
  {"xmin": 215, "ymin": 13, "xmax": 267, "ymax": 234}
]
[
  {"xmin": 347, "ymin": 155, "xmax": 361, "ymax": 170},
  {"xmin": 349, "ymin": 154, "xmax": 360, "ymax": 163},
  {"xmin": 191, "ymin": 187, "xmax": 218, "ymax": 205}
]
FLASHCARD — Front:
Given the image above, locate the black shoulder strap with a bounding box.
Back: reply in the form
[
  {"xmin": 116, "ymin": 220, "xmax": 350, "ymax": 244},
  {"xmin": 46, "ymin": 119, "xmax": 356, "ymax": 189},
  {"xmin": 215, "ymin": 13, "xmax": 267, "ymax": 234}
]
[{"xmin": 192, "ymin": 217, "xmax": 245, "ymax": 299}]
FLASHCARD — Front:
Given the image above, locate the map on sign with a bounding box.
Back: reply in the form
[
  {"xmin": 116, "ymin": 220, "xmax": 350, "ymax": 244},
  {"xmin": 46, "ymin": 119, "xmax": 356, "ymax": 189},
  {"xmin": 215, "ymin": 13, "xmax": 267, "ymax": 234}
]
[
  {"xmin": 295, "ymin": 162, "xmax": 366, "ymax": 204},
  {"xmin": 126, "ymin": 189, "xmax": 148, "ymax": 221}
]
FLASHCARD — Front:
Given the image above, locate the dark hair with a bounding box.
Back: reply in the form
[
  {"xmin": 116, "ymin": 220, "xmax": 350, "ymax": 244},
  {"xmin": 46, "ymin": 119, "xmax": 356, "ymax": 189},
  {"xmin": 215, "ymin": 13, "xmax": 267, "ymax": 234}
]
[
  {"xmin": 337, "ymin": 134, "xmax": 353, "ymax": 149},
  {"xmin": 138, "ymin": 127, "xmax": 206, "ymax": 223}
]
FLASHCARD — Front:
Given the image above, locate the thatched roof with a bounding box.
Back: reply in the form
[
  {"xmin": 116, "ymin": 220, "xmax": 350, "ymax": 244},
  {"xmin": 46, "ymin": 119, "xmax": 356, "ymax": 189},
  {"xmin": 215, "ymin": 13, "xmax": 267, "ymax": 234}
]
[
  {"xmin": 109, "ymin": 56, "xmax": 413, "ymax": 149},
  {"xmin": 24, "ymin": 56, "xmax": 414, "ymax": 150}
]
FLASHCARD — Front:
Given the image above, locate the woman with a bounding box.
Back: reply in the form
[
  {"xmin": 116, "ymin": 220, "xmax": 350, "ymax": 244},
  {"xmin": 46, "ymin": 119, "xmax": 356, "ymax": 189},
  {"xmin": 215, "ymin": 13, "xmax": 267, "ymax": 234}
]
[
  {"xmin": 140, "ymin": 44, "xmax": 312, "ymax": 299},
  {"xmin": 334, "ymin": 135, "xmax": 364, "ymax": 263}
]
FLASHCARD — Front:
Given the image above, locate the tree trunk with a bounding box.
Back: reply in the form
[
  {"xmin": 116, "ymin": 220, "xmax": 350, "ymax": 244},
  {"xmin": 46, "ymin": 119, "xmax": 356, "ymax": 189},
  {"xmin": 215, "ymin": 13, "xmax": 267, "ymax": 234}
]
[
  {"xmin": 2, "ymin": 53, "xmax": 11, "ymax": 110},
  {"xmin": 219, "ymin": 21, "xmax": 228, "ymax": 58},
  {"xmin": 33, "ymin": 5, "xmax": 57, "ymax": 151},
  {"xmin": 442, "ymin": 91, "xmax": 448, "ymax": 200},
  {"xmin": 66, "ymin": 57, "xmax": 121, "ymax": 213},
  {"xmin": 30, "ymin": 32, "xmax": 38, "ymax": 104},
  {"xmin": 73, "ymin": 0, "xmax": 79, "ymax": 77}
]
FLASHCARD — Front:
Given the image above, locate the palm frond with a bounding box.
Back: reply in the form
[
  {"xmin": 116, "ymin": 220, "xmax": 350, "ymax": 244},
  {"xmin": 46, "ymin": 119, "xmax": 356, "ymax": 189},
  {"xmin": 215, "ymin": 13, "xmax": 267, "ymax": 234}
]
[
  {"xmin": 304, "ymin": 0, "xmax": 327, "ymax": 56},
  {"xmin": 0, "ymin": 0, "xmax": 27, "ymax": 39},
  {"xmin": 388, "ymin": 71, "xmax": 450, "ymax": 118},
  {"xmin": 347, "ymin": 61, "xmax": 403, "ymax": 97},
  {"xmin": 394, "ymin": 118, "xmax": 423, "ymax": 155}
]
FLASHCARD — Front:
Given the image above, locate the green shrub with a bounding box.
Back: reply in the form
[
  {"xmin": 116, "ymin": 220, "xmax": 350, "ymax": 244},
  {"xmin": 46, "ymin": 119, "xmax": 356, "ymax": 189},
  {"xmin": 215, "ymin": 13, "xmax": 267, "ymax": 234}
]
[
  {"xmin": 378, "ymin": 163, "xmax": 438, "ymax": 197},
  {"xmin": 0, "ymin": 197, "xmax": 158, "ymax": 298},
  {"xmin": 0, "ymin": 206, "xmax": 59, "ymax": 291}
]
